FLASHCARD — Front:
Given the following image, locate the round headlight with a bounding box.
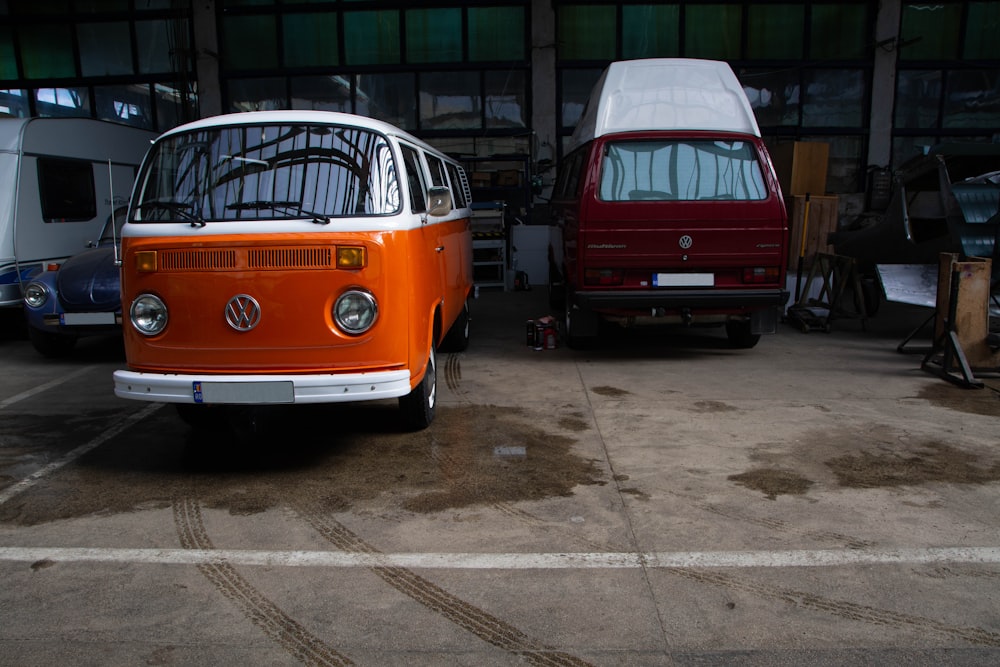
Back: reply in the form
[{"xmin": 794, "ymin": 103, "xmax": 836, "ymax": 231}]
[
  {"xmin": 333, "ymin": 290, "xmax": 377, "ymax": 335},
  {"xmin": 130, "ymin": 293, "xmax": 168, "ymax": 335},
  {"xmin": 23, "ymin": 282, "xmax": 49, "ymax": 308}
]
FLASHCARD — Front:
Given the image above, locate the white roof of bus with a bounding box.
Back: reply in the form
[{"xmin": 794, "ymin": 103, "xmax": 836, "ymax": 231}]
[
  {"xmin": 159, "ymin": 110, "xmax": 448, "ymax": 158},
  {"xmin": 569, "ymin": 59, "xmax": 760, "ymax": 150}
]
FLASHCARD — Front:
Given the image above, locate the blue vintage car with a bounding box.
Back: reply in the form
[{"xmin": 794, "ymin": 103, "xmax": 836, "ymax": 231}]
[{"xmin": 22, "ymin": 210, "xmax": 125, "ymax": 357}]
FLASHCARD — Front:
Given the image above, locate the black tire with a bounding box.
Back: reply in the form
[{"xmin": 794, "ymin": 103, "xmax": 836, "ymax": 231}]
[
  {"xmin": 399, "ymin": 345, "xmax": 436, "ymax": 430},
  {"xmin": 563, "ymin": 299, "xmax": 597, "ymax": 349},
  {"xmin": 725, "ymin": 320, "xmax": 761, "ymax": 349},
  {"xmin": 28, "ymin": 327, "xmax": 77, "ymax": 358},
  {"xmin": 440, "ymin": 299, "xmax": 470, "ymax": 352}
]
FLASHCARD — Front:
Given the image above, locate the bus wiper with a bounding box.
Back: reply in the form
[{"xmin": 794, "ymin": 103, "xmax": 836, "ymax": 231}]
[
  {"xmin": 138, "ymin": 200, "xmax": 206, "ymax": 227},
  {"xmin": 227, "ymin": 200, "xmax": 331, "ymax": 225}
]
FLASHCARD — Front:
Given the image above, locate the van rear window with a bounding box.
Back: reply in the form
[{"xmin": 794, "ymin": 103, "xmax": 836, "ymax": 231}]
[
  {"xmin": 133, "ymin": 124, "xmax": 401, "ymax": 223},
  {"xmin": 599, "ymin": 140, "xmax": 767, "ymax": 202}
]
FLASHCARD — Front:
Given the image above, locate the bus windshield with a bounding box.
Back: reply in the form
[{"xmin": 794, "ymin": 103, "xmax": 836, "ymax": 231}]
[{"xmin": 132, "ymin": 123, "xmax": 401, "ymax": 224}]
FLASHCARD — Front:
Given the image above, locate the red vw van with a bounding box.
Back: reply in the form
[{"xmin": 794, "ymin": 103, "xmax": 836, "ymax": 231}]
[
  {"xmin": 113, "ymin": 111, "xmax": 473, "ymax": 430},
  {"xmin": 550, "ymin": 59, "xmax": 789, "ymax": 348}
]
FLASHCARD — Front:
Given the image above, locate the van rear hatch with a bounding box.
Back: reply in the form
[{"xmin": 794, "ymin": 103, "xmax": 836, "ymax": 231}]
[{"xmin": 576, "ymin": 132, "xmax": 787, "ymax": 304}]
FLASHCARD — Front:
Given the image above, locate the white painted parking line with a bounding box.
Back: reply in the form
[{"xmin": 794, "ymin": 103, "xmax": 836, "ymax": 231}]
[
  {"xmin": 0, "ymin": 402, "xmax": 163, "ymax": 506},
  {"xmin": 0, "ymin": 546, "xmax": 998, "ymax": 570},
  {"xmin": 0, "ymin": 366, "xmax": 97, "ymax": 410}
]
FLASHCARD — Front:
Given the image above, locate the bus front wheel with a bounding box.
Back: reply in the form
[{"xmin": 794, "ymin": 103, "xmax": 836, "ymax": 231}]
[{"xmin": 399, "ymin": 345, "xmax": 437, "ymax": 430}]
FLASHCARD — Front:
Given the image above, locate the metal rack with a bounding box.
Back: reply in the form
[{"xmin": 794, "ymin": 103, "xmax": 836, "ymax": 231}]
[{"xmin": 471, "ymin": 201, "xmax": 507, "ymax": 289}]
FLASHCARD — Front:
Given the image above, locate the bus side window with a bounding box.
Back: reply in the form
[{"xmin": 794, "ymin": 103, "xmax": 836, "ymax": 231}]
[{"xmin": 400, "ymin": 146, "xmax": 427, "ymax": 213}]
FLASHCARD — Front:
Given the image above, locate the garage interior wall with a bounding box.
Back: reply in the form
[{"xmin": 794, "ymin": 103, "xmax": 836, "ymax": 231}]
[{"xmin": 0, "ymin": 0, "xmax": 997, "ymax": 204}]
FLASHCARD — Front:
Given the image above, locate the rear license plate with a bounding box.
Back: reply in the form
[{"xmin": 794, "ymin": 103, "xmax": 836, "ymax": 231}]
[
  {"xmin": 193, "ymin": 381, "xmax": 294, "ymax": 404},
  {"xmin": 61, "ymin": 312, "xmax": 116, "ymax": 325},
  {"xmin": 653, "ymin": 273, "xmax": 714, "ymax": 287}
]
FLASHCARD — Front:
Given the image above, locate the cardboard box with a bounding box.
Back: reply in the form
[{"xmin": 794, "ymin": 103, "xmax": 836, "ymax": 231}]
[
  {"xmin": 471, "ymin": 172, "xmax": 492, "ymax": 188},
  {"xmin": 773, "ymin": 141, "xmax": 829, "ymax": 196},
  {"xmin": 496, "ymin": 170, "xmax": 521, "ymax": 186}
]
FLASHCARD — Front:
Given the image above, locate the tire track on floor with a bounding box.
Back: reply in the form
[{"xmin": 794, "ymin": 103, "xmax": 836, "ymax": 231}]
[
  {"xmin": 292, "ymin": 498, "xmax": 593, "ymax": 667},
  {"xmin": 443, "ymin": 353, "xmax": 462, "ymax": 395},
  {"xmin": 173, "ymin": 498, "xmax": 354, "ymax": 666},
  {"xmin": 667, "ymin": 567, "xmax": 1000, "ymax": 646}
]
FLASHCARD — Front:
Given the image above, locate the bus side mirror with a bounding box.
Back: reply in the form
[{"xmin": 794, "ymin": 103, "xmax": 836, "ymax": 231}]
[{"xmin": 427, "ymin": 186, "xmax": 453, "ymax": 216}]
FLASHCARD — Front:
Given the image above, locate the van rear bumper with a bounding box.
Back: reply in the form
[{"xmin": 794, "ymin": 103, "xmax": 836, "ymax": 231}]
[
  {"xmin": 574, "ymin": 288, "xmax": 790, "ymax": 311},
  {"xmin": 113, "ymin": 369, "xmax": 412, "ymax": 405}
]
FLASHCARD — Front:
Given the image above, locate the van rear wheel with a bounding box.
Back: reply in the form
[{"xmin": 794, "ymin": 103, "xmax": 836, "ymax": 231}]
[
  {"xmin": 399, "ymin": 345, "xmax": 436, "ymax": 430},
  {"xmin": 726, "ymin": 319, "xmax": 761, "ymax": 349}
]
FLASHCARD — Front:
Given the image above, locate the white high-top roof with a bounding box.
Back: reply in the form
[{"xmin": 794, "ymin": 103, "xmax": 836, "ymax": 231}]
[{"xmin": 569, "ymin": 58, "xmax": 760, "ymax": 150}]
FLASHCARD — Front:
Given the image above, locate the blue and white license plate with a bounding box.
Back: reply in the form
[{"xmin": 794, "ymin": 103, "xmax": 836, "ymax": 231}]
[
  {"xmin": 193, "ymin": 381, "xmax": 294, "ymax": 404},
  {"xmin": 653, "ymin": 273, "xmax": 714, "ymax": 287}
]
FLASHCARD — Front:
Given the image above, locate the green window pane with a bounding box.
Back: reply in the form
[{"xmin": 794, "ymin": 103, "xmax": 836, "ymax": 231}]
[
  {"xmin": 558, "ymin": 5, "xmax": 616, "ymax": 61},
  {"xmin": 810, "ymin": 5, "xmax": 869, "ymax": 59},
  {"xmin": 486, "ymin": 69, "xmax": 527, "ymax": 128},
  {"xmin": 895, "ymin": 70, "xmax": 941, "ymax": 129},
  {"xmin": 35, "ymin": 86, "xmax": 90, "ymax": 118},
  {"xmin": 802, "ymin": 69, "xmax": 864, "ymax": 127},
  {"xmin": 284, "ymin": 13, "xmax": 338, "ymax": 68},
  {"xmin": 420, "ymin": 71, "xmax": 480, "ymax": 130},
  {"xmin": 344, "ymin": 11, "xmax": 400, "ymax": 65},
  {"xmin": 75, "ymin": 0, "xmax": 129, "ymax": 11},
  {"xmin": 8, "ymin": 0, "xmax": 71, "ymax": 14},
  {"xmin": 944, "ymin": 70, "xmax": 1000, "ymax": 129},
  {"xmin": 137, "ymin": 20, "xmax": 182, "ymax": 75},
  {"xmin": 406, "ymin": 8, "xmax": 461, "ymax": 64},
  {"xmin": 355, "ymin": 72, "xmax": 416, "ymax": 130},
  {"xmin": 622, "ymin": 5, "xmax": 679, "ymax": 59},
  {"xmin": 748, "ymin": 4, "xmax": 803, "ymax": 60},
  {"xmin": 685, "ymin": 4, "xmax": 741, "ymax": 60},
  {"xmin": 900, "ymin": 3, "xmax": 961, "ymax": 60},
  {"xmin": 20, "ymin": 24, "xmax": 76, "ymax": 79},
  {"xmin": 560, "ymin": 68, "xmax": 603, "ymax": 128},
  {"xmin": 222, "ymin": 15, "xmax": 278, "ymax": 71},
  {"xmin": 290, "ymin": 76, "xmax": 352, "ymax": 112},
  {"xmin": 78, "ymin": 22, "xmax": 134, "ymax": 77},
  {"xmin": 0, "ymin": 27, "xmax": 17, "ymax": 80},
  {"xmin": 227, "ymin": 77, "xmax": 286, "ymax": 113},
  {"xmin": 965, "ymin": 2, "xmax": 1000, "ymax": 59},
  {"xmin": 469, "ymin": 7, "xmax": 525, "ymax": 61}
]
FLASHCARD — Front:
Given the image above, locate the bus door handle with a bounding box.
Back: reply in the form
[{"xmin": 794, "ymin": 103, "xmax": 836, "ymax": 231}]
[{"xmin": 435, "ymin": 246, "xmax": 445, "ymax": 253}]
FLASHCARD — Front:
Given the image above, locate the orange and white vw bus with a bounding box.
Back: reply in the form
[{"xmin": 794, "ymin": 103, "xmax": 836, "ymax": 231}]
[{"xmin": 112, "ymin": 111, "xmax": 473, "ymax": 430}]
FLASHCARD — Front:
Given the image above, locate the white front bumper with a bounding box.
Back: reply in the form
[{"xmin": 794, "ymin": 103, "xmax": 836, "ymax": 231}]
[{"xmin": 113, "ymin": 369, "xmax": 412, "ymax": 405}]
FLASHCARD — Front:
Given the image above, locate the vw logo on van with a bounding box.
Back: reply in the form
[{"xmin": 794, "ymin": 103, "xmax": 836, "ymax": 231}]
[
  {"xmin": 226, "ymin": 294, "xmax": 261, "ymax": 331},
  {"xmin": 678, "ymin": 235, "xmax": 693, "ymax": 249}
]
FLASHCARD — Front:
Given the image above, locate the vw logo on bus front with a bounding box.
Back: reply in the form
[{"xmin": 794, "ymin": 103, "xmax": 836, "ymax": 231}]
[
  {"xmin": 678, "ymin": 235, "xmax": 693, "ymax": 249},
  {"xmin": 226, "ymin": 294, "xmax": 261, "ymax": 331}
]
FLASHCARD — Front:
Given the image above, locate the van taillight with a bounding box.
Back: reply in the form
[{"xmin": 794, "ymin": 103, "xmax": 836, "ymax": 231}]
[
  {"xmin": 743, "ymin": 267, "xmax": 780, "ymax": 284},
  {"xmin": 584, "ymin": 268, "xmax": 624, "ymax": 286}
]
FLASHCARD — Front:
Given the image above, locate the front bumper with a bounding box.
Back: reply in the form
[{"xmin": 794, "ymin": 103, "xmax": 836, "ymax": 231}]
[{"xmin": 113, "ymin": 369, "xmax": 412, "ymax": 405}]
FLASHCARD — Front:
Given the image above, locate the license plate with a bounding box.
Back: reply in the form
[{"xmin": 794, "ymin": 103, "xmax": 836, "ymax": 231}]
[
  {"xmin": 653, "ymin": 273, "xmax": 714, "ymax": 287},
  {"xmin": 193, "ymin": 381, "xmax": 294, "ymax": 404},
  {"xmin": 61, "ymin": 312, "xmax": 117, "ymax": 325}
]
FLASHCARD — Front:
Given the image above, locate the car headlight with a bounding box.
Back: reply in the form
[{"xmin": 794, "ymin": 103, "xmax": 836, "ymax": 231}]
[
  {"xmin": 23, "ymin": 282, "xmax": 49, "ymax": 308},
  {"xmin": 130, "ymin": 293, "xmax": 168, "ymax": 335},
  {"xmin": 333, "ymin": 289, "xmax": 377, "ymax": 335}
]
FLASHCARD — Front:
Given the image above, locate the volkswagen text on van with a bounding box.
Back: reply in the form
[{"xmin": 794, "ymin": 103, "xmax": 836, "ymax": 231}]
[
  {"xmin": 550, "ymin": 59, "xmax": 789, "ymax": 348},
  {"xmin": 113, "ymin": 111, "xmax": 473, "ymax": 430}
]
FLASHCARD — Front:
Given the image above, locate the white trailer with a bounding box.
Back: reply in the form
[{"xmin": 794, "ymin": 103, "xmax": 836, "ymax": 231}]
[{"xmin": 0, "ymin": 117, "xmax": 155, "ymax": 310}]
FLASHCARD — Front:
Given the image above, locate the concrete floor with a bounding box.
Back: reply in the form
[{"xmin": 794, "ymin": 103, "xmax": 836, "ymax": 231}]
[{"xmin": 1, "ymin": 288, "xmax": 999, "ymax": 666}]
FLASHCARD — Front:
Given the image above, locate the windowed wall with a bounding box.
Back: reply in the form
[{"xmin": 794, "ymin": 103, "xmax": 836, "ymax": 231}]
[
  {"xmin": 217, "ymin": 1, "xmax": 531, "ymax": 158},
  {"xmin": 555, "ymin": 1, "xmax": 875, "ymax": 194},
  {"xmin": 893, "ymin": 1, "xmax": 1000, "ymax": 166},
  {"xmin": 0, "ymin": 0, "xmax": 197, "ymax": 131},
  {"xmin": 1, "ymin": 1, "xmax": 997, "ymax": 198}
]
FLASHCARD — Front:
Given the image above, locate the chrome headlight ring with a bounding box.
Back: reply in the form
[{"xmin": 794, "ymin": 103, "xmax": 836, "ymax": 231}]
[
  {"xmin": 23, "ymin": 281, "xmax": 49, "ymax": 309},
  {"xmin": 333, "ymin": 289, "xmax": 378, "ymax": 335},
  {"xmin": 130, "ymin": 293, "xmax": 169, "ymax": 336}
]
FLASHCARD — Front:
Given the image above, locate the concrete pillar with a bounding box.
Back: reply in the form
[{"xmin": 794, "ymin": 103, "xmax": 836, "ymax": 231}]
[
  {"xmin": 530, "ymin": 0, "xmax": 557, "ymax": 196},
  {"xmin": 192, "ymin": 1, "xmax": 222, "ymax": 118},
  {"xmin": 868, "ymin": 0, "xmax": 901, "ymax": 170}
]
